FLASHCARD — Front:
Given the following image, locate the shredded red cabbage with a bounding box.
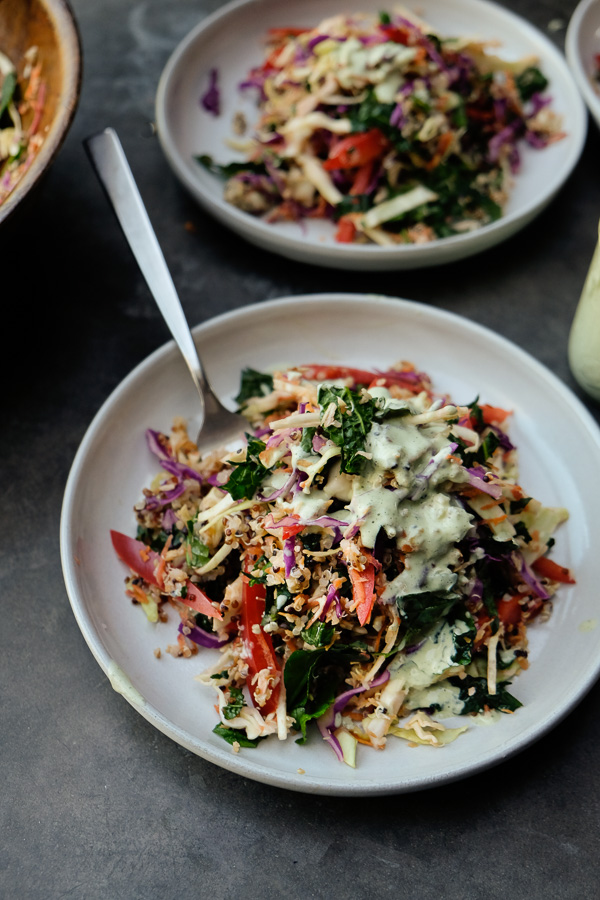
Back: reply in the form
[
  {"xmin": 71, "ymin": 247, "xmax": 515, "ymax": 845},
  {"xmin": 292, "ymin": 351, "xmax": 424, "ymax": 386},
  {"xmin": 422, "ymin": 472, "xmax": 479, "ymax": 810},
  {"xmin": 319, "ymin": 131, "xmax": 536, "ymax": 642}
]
[
  {"xmin": 145, "ymin": 482, "xmax": 187, "ymax": 510},
  {"xmin": 283, "ymin": 537, "xmax": 296, "ymax": 578},
  {"xmin": 258, "ymin": 470, "xmax": 299, "ymax": 502},
  {"xmin": 518, "ymin": 554, "xmax": 550, "ymax": 600},
  {"xmin": 465, "ymin": 466, "xmax": 503, "ymax": 499},
  {"xmin": 146, "ymin": 428, "xmax": 171, "ymax": 460},
  {"xmin": 201, "ymin": 68, "xmax": 220, "ymax": 116},
  {"xmin": 317, "ymin": 669, "xmax": 391, "ymax": 761},
  {"xmin": 178, "ymin": 621, "xmax": 229, "ymax": 649}
]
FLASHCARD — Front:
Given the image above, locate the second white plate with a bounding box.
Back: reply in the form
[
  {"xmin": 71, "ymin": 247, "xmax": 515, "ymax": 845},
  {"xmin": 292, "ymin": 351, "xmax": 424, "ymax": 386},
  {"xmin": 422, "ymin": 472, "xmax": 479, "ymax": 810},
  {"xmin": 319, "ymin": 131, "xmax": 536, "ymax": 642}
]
[
  {"xmin": 567, "ymin": 0, "xmax": 600, "ymax": 131},
  {"xmin": 155, "ymin": 0, "xmax": 586, "ymax": 270}
]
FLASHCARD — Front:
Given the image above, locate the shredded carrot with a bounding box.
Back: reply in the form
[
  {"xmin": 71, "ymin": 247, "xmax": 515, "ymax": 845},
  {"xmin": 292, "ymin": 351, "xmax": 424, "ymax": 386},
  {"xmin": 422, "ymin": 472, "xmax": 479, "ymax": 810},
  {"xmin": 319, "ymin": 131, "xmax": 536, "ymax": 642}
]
[
  {"xmin": 126, "ymin": 585, "xmax": 149, "ymax": 605},
  {"xmin": 487, "ymin": 514, "xmax": 508, "ymax": 526},
  {"xmin": 424, "ymin": 131, "xmax": 453, "ymax": 170}
]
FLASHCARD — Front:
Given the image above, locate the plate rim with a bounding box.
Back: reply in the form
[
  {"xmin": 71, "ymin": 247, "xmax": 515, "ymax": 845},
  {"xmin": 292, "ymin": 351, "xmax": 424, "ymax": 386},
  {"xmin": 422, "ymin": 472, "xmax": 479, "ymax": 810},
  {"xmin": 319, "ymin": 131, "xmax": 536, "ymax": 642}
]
[
  {"xmin": 566, "ymin": 0, "xmax": 600, "ymax": 128},
  {"xmin": 154, "ymin": 0, "xmax": 587, "ymax": 270},
  {"xmin": 60, "ymin": 292, "xmax": 600, "ymax": 795}
]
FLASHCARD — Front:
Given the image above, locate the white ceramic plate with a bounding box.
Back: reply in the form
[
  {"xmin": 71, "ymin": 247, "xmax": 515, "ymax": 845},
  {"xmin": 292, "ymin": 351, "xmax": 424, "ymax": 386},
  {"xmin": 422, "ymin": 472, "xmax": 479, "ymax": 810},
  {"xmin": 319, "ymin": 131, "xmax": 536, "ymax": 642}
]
[
  {"xmin": 155, "ymin": 0, "xmax": 586, "ymax": 271},
  {"xmin": 566, "ymin": 0, "xmax": 600, "ymax": 131},
  {"xmin": 61, "ymin": 294, "xmax": 600, "ymax": 795}
]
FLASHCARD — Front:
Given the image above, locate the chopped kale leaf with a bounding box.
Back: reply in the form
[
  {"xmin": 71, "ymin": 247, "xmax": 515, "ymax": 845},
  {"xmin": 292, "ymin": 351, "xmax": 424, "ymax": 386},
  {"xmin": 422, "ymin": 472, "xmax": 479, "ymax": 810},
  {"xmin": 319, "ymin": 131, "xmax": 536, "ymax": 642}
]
[
  {"xmin": 234, "ymin": 368, "xmax": 274, "ymax": 408},
  {"xmin": 213, "ymin": 724, "xmax": 264, "ymax": 747},
  {"xmin": 318, "ymin": 385, "xmax": 376, "ymax": 475},
  {"xmin": 516, "ymin": 66, "xmax": 548, "ymax": 102},
  {"xmin": 222, "ymin": 687, "xmax": 245, "ymax": 720},
  {"xmin": 451, "ymin": 674, "xmax": 523, "ymax": 714},
  {"xmin": 224, "ymin": 435, "xmax": 270, "ymax": 500},
  {"xmin": 196, "ymin": 154, "xmax": 268, "ymax": 178},
  {"xmin": 185, "ymin": 520, "xmax": 211, "ymax": 568}
]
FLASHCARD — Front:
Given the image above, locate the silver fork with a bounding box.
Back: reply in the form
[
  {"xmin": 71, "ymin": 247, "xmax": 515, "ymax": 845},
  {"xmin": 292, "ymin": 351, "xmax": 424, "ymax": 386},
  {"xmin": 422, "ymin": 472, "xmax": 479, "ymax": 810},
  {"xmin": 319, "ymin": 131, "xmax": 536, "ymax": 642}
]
[{"xmin": 84, "ymin": 127, "xmax": 246, "ymax": 449}]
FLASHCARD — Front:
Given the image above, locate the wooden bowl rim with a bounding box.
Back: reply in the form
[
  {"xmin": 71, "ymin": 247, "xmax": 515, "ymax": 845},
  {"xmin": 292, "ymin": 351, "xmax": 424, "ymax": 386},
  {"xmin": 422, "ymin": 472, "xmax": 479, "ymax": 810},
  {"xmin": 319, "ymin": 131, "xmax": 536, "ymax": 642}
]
[{"xmin": 0, "ymin": 0, "xmax": 82, "ymax": 225}]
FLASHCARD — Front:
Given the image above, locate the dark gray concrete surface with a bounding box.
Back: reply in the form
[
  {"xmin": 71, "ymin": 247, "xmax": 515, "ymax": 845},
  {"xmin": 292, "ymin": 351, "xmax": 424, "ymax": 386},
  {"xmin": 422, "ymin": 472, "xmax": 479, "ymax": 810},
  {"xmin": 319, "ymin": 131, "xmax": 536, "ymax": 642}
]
[{"xmin": 2, "ymin": 0, "xmax": 600, "ymax": 897}]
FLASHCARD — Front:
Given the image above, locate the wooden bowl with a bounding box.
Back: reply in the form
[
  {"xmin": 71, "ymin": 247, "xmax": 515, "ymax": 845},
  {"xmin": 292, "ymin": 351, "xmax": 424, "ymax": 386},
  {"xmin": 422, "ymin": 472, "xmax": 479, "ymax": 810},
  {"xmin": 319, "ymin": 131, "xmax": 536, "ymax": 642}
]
[{"xmin": 0, "ymin": 0, "xmax": 81, "ymax": 225}]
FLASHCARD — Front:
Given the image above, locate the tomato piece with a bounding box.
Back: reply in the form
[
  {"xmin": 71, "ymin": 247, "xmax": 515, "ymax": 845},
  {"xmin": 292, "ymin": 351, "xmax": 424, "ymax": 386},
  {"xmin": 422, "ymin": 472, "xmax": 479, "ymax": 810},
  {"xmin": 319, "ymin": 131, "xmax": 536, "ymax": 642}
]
[
  {"xmin": 379, "ymin": 24, "xmax": 411, "ymax": 44},
  {"xmin": 280, "ymin": 524, "xmax": 305, "ymax": 541},
  {"xmin": 322, "ymin": 129, "xmax": 389, "ymax": 170},
  {"xmin": 296, "ymin": 363, "xmax": 428, "ymax": 393},
  {"xmin": 267, "ymin": 26, "xmax": 309, "ymax": 38},
  {"xmin": 497, "ymin": 595, "xmax": 522, "ymax": 627},
  {"xmin": 350, "ymin": 161, "xmax": 374, "ymax": 195},
  {"xmin": 481, "ymin": 404, "xmax": 511, "ymax": 425},
  {"xmin": 185, "ymin": 582, "xmax": 223, "ymax": 620},
  {"xmin": 349, "ymin": 564, "xmax": 376, "ymax": 626},
  {"xmin": 532, "ymin": 557, "xmax": 575, "ymax": 584},
  {"xmin": 241, "ymin": 575, "xmax": 281, "ymax": 717},
  {"xmin": 335, "ymin": 217, "xmax": 356, "ymax": 243},
  {"xmin": 111, "ymin": 530, "xmax": 222, "ymax": 619},
  {"xmin": 465, "ymin": 106, "xmax": 494, "ymax": 122},
  {"xmin": 298, "ymin": 364, "xmax": 376, "ymax": 383},
  {"xmin": 111, "ymin": 530, "xmax": 162, "ymax": 586},
  {"xmin": 260, "ymin": 46, "xmax": 285, "ymax": 71}
]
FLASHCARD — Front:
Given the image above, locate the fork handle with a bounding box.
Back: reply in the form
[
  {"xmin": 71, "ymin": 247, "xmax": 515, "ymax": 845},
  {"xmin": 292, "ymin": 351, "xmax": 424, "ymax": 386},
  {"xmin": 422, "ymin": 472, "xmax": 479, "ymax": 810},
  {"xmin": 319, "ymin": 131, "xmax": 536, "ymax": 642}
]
[{"xmin": 84, "ymin": 127, "xmax": 215, "ymax": 411}]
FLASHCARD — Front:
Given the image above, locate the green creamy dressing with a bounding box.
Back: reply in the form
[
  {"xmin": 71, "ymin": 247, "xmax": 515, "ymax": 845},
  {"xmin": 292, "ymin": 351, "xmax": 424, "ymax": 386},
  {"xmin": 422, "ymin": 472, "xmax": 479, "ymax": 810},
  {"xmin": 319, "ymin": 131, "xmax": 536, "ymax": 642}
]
[
  {"xmin": 350, "ymin": 393, "xmax": 472, "ymax": 608},
  {"xmin": 273, "ymin": 390, "xmax": 472, "ymax": 597},
  {"xmin": 405, "ymin": 683, "xmax": 465, "ymax": 718},
  {"xmin": 388, "ymin": 619, "xmax": 470, "ymax": 689}
]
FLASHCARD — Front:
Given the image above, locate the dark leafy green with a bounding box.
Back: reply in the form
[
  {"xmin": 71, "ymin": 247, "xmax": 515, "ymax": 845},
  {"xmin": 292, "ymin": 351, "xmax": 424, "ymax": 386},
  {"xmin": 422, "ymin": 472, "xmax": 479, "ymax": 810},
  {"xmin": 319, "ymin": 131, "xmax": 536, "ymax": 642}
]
[
  {"xmin": 234, "ymin": 368, "xmax": 274, "ymax": 408},
  {"xmin": 300, "ymin": 427, "xmax": 316, "ymax": 454},
  {"xmin": 284, "ymin": 647, "xmax": 361, "ymax": 742},
  {"xmin": 466, "ymin": 395, "xmax": 484, "ymax": 429},
  {"xmin": 334, "ymin": 193, "xmax": 372, "ymax": 218},
  {"xmin": 222, "ymin": 687, "xmax": 245, "ymax": 720},
  {"xmin": 452, "ymin": 615, "xmax": 476, "ymax": 666},
  {"xmin": 397, "ymin": 591, "xmax": 455, "ymax": 640},
  {"xmin": 196, "ymin": 154, "xmax": 268, "ymax": 178},
  {"xmin": 516, "ymin": 66, "xmax": 548, "ymax": 102},
  {"xmin": 213, "ymin": 724, "xmax": 264, "ymax": 748},
  {"xmin": 451, "ymin": 675, "xmax": 523, "ymax": 714},
  {"xmin": 248, "ymin": 554, "xmax": 270, "ymax": 586},
  {"xmin": 185, "ymin": 520, "xmax": 211, "ymax": 568},
  {"xmin": 301, "ymin": 621, "xmax": 335, "ymax": 648},
  {"xmin": 224, "ymin": 435, "xmax": 270, "ymax": 500},
  {"xmin": 136, "ymin": 525, "xmax": 184, "ymax": 553},
  {"xmin": 317, "ymin": 385, "xmax": 376, "ymax": 475},
  {"xmin": 510, "ymin": 497, "xmax": 532, "ymax": 514},
  {"xmin": 0, "ymin": 71, "xmax": 17, "ymax": 120}
]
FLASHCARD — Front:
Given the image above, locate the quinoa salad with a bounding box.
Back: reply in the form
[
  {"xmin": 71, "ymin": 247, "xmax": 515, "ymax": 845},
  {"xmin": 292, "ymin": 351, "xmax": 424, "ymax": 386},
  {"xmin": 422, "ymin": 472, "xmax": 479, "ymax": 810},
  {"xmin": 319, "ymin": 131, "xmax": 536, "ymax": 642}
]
[
  {"xmin": 111, "ymin": 362, "xmax": 574, "ymax": 766},
  {"xmin": 0, "ymin": 47, "xmax": 45, "ymax": 206},
  {"xmin": 198, "ymin": 8, "xmax": 564, "ymax": 246}
]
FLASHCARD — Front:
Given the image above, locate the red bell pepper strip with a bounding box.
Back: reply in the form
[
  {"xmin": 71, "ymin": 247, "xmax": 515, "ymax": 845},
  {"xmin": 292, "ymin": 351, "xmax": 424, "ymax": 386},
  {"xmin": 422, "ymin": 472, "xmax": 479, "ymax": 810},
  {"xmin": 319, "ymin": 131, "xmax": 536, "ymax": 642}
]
[
  {"xmin": 278, "ymin": 517, "xmax": 305, "ymax": 541},
  {"xmin": 350, "ymin": 161, "xmax": 374, "ymax": 195},
  {"xmin": 335, "ymin": 217, "xmax": 356, "ymax": 243},
  {"xmin": 241, "ymin": 574, "xmax": 281, "ymax": 717},
  {"xmin": 481, "ymin": 404, "xmax": 511, "ymax": 425},
  {"xmin": 296, "ymin": 364, "xmax": 427, "ymax": 393},
  {"xmin": 267, "ymin": 26, "xmax": 309, "ymax": 39},
  {"xmin": 531, "ymin": 557, "xmax": 575, "ymax": 584},
  {"xmin": 110, "ymin": 530, "xmax": 222, "ymax": 619},
  {"xmin": 322, "ymin": 129, "xmax": 389, "ymax": 170},
  {"xmin": 379, "ymin": 24, "xmax": 411, "ymax": 45},
  {"xmin": 349, "ymin": 564, "xmax": 376, "ymax": 626},
  {"xmin": 497, "ymin": 595, "xmax": 522, "ymax": 627}
]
